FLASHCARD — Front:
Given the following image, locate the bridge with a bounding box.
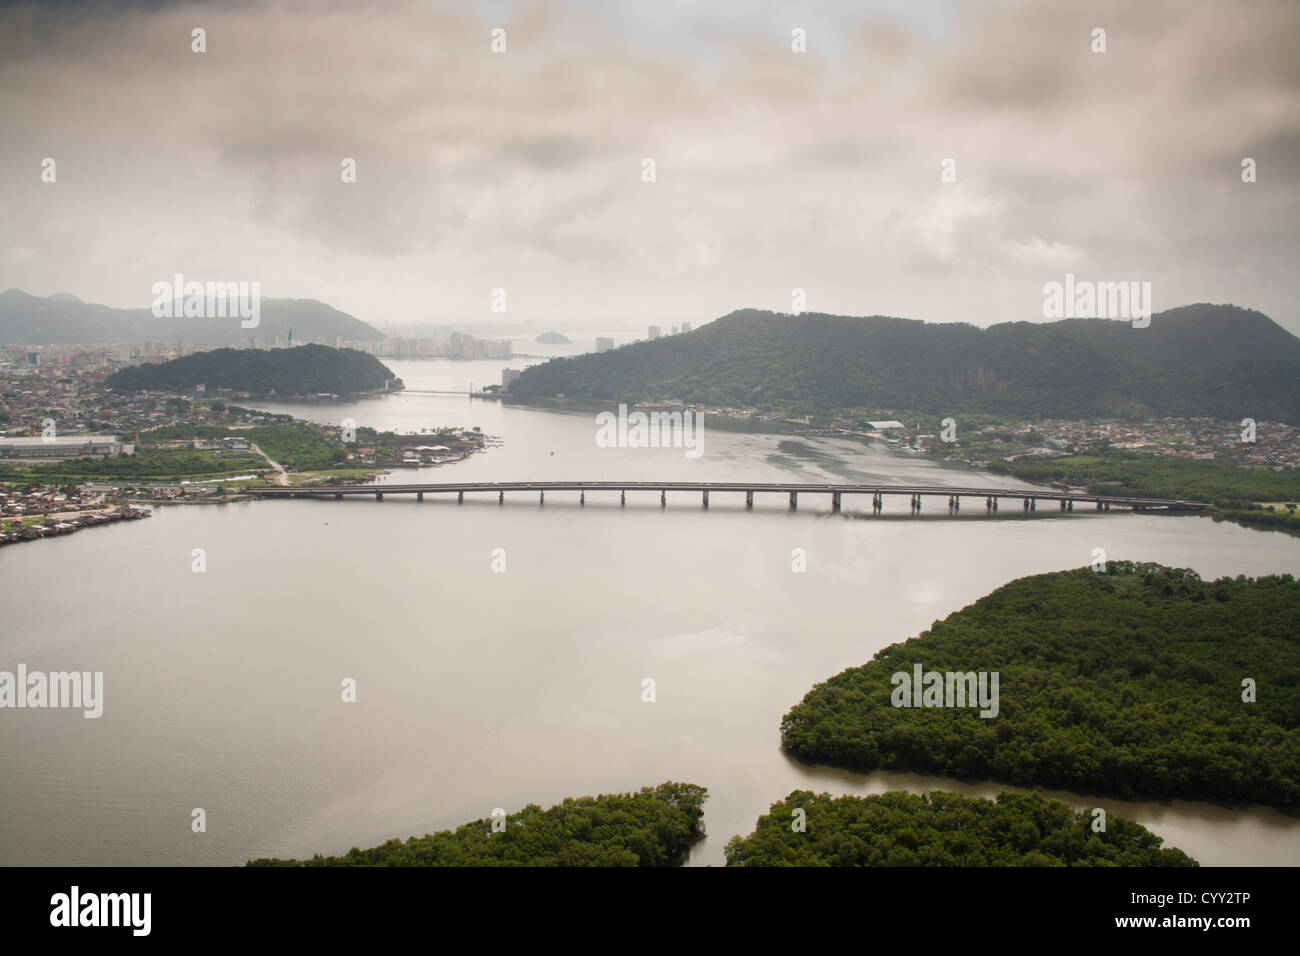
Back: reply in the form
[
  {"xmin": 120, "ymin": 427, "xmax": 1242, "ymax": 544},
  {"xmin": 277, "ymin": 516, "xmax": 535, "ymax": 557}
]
[{"xmin": 250, "ymin": 481, "xmax": 1208, "ymax": 513}]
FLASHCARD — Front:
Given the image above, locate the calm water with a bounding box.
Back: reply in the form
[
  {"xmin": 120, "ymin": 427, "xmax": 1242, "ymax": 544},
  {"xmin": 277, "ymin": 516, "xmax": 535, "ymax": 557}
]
[{"xmin": 2, "ymin": 358, "xmax": 1298, "ymax": 867}]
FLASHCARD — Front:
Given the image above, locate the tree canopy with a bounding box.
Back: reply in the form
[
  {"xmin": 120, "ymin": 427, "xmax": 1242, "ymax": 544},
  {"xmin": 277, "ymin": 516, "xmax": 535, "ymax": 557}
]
[
  {"xmin": 509, "ymin": 304, "xmax": 1300, "ymax": 423},
  {"xmin": 780, "ymin": 563, "xmax": 1300, "ymax": 807},
  {"xmin": 105, "ymin": 344, "xmax": 397, "ymax": 397},
  {"xmin": 725, "ymin": 789, "xmax": 1196, "ymax": 867},
  {"xmin": 247, "ymin": 782, "xmax": 708, "ymax": 867}
]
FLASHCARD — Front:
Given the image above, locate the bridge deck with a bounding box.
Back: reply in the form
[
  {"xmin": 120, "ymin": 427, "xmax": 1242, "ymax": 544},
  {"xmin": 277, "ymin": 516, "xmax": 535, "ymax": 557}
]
[{"xmin": 250, "ymin": 481, "xmax": 1207, "ymax": 510}]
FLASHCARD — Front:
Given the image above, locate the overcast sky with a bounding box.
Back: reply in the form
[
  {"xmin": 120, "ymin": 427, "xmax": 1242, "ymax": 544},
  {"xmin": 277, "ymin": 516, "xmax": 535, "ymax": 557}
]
[{"xmin": 2, "ymin": 0, "xmax": 1297, "ymax": 335}]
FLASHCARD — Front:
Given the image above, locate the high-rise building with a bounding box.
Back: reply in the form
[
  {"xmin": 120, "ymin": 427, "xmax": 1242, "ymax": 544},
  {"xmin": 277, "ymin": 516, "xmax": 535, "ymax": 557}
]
[
  {"xmin": 501, "ymin": 368, "xmax": 522, "ymax": 390},
  {"xmin": 595, "ymin": 337, "xmax": 614, "ymax": 353},
  {"xmin": 681, "ymin": 322, "xmax": 692, "ymax": 334},
  {"xmin": 648, "ymin": 325, "xmax": 661, "ymax": 340}
]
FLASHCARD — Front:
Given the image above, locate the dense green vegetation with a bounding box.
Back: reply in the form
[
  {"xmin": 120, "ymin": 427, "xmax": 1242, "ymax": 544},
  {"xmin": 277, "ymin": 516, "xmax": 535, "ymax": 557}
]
[
  {"xmin": 144, "ymin": 422, "xmax": 347, "ymax": 471},
  {"xmin": 725, "ymin": 790, "xmax": 1196, "ymax": 867},
  {"xmin": 0, "ymin": 447, "xmax": 259, "ymax": 480},
  {"xmin": 993, "ymin": 452, "xmax": 1300, "ymax": 534},
  {"xmin": 992, "ymin": 452, "xmax": 1300, "ymax": 504},
  {"xmin": 509, "ymin": 304, "xmax": 1300, "ymax": 423},
  {"xmin": 105, "ymin": 344, "xmax": 398, "ymax": 397},
  {"xmin": 781, "ymin": 563, "xmax": 1300, "ymax": 807},
  {"xmin": 247, "ymin": 782, "xmax": 707, "ymax": 867},
  {"xmin": 1211, "ymin": 505, "xmax": 1300, "ymax": 534}
]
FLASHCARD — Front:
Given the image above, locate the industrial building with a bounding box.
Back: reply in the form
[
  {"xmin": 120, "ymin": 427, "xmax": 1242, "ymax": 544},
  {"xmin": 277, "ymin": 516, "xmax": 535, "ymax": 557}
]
[{"xmin": 0, "ymin": 436, "xmax": 134, "ymax": 461}]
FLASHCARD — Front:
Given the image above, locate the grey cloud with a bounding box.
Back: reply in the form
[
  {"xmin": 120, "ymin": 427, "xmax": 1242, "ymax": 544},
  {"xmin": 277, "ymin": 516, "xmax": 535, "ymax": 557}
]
[{"xmin": 0, "ymin": 0, "xmax": 1295, "ymax": 334}]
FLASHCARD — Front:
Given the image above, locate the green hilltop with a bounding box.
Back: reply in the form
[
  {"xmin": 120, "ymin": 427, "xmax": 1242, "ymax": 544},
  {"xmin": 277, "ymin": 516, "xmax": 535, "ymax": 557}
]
[
  {"xmin": 105, "ymin": 344, "xmax": 399, "ymax": 397},
  {"xmin": 508, "ymin": 304, "xmax": 1300, "ymax": 424}
]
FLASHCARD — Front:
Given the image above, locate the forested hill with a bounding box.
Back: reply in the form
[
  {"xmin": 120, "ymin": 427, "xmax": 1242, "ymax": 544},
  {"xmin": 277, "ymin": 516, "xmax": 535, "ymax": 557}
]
[
  {"xmin": 0, "ymin": 288, "xmax": 383, "ymax": 344},
  {"xmin": 508, "ymin": 304, "xmax": 1300, "ymax": 423},
  {"xmin": 105, "ymin": 344, "xmax": 398, "ymax": 397},
  {"xmin": 780, "ymin": 562, "xmax": 1300, "ymax": 808}
]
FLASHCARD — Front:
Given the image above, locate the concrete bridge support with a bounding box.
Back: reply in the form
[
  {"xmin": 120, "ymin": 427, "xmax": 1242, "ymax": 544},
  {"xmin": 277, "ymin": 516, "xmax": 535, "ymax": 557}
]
[
  {"xmin": 580, "ymin": 491, "xmax": 585, "ymax": 505},
  {"xmin": 789, "ymin": 491, "xmax": 797, "ymax": 509},
  {"xmin": 417, "ymin": 492, "xmax": 424, "ymax": 502},
  {"xmin": 375, "ymin": 491, "xmax": 383, "ymax": 501},
  {"xmin": 539, "ymin": 491, "xmax": 544, "ymax": 504},
  {"xmin": 702, "ymin": 490, "xmax": 709, "ymax": 508},
  {"xmin": 746, "ymin": 490, "xmax": 753, "ymax": 509},
  {"xmin": 621, "ymin": 490, "xmax": 626, "ymax": 506},
  {"xmin": 660, "ymin": 490, "xmax": 666, "ymax": 507},
  {"xmin": 457, "ymin": 491, "xmax": 463, "ymax": 503},
  {"xmin": 832, "ymin": 492, "xmax": 841, "ymax": 512}
]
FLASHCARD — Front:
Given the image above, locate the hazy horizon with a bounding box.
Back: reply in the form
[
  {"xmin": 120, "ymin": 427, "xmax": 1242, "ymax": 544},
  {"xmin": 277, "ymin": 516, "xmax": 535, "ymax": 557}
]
[{"xmin": 3, "ymin": 0, "xmax": 1297, "ymax": 335}]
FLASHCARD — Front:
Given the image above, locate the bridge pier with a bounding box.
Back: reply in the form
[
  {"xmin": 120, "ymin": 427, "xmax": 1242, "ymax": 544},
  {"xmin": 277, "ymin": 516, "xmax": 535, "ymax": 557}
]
[
  {"xmin": 375, "ymin": 491, "xmax": 383, "ymax": 501},
  {"xmin": 660, "ymin": 489, "xmax": 666, "ymax": 507},
  {"xmin": 417, "ymin": 492, "xmax": 423, "ymax": 502},
  {"xmin": 500, "ymin": 490, "xmax": 504, "ymax": 504},
  {"xmin": 621, "ymin": 490, "xmax": 626, "ymax": 506},
  {"xmin": 702, "ymin": 490, "xmax": 709, "ymax": 508},
  {"xmin": 539, "ymin": 490, "xmax": 544, "ymax": 505},
  {"xmin": 832, "ymin": 491, "xmax": 841, "ymax": 512},
  {"xmin": 746, "ymin": 490, "xmax": 753, "ymax": 509},
  {"xmin": 457, "ymin": 491, "xmax": 463, "ymax": 503},
  {"xmin": 580, "ymin": 491, "xmax": 585, "ymax": 505},
  {"xmin": 789, "ymin": 491, "xmax": 797, "ymax": 509}
]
